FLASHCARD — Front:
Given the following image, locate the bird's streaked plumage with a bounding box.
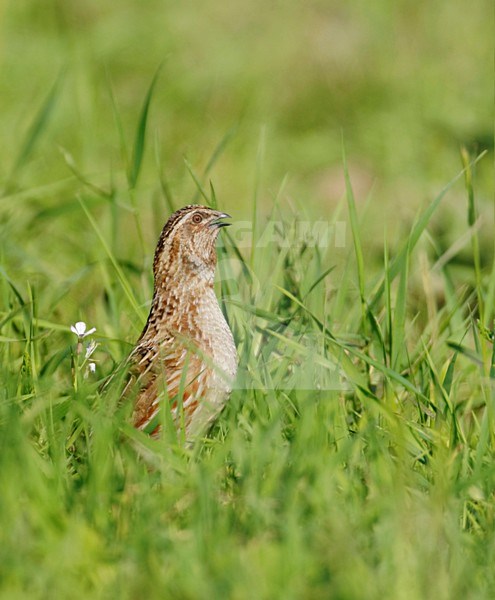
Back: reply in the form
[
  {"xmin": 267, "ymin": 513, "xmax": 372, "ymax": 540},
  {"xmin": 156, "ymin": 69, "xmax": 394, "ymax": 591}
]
[{"xmin": 124, "ymin": 205, "xmax": 237, "ymax": 439}]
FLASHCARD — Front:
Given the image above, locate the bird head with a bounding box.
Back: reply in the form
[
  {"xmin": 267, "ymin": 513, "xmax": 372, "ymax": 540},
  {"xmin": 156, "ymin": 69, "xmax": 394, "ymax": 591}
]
[{"xmin": 153, "ymin": 205, "xmax": 231, "ymax": 286}]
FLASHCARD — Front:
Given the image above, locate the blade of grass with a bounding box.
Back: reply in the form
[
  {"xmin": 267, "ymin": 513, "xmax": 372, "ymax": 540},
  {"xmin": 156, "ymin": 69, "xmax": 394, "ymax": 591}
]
[
  {"xmin": 391, "ymin": 237, "xmax": 410, "ymax": 370},
  {"xmin": 383, "ymin": 233, "xmax": 392, "ymax": 362},
  {"xmin": 184, "ymin": 157, "xmax": 210, "ymax": 204},
  {"xmin": 128, "ymin": 66, "xmax": 161, "ymax": 190},
  {"xmin": 442, "ymin": 351, "xmax": 458, "ymax": 396},
  {"xmin": 421, "ymin": 340, "xmax": 463, "ymax": 446},
  {"xmin": 250, "ymin": 126, "xmax": 266, "ymax": 270},
  {"xmin": 342, "ymin": 138, "xmax": 366, "ymax": 329},
  {"xmin": 154, "ymin": 132, "xmax": 175, "ymax": 214},
  {"xmin": 126, "ymin": 67, "xmax": 162, "ymax": 257},
  {"xmin": 191, "ymin": 125, "xmax": 239, "ymax": 204},
  {"xmin": 485, "ymin": 252, "xmax": 495, "ymax": 328},
  {"xmin": 304, "ymin": 266, "xmax": 336, "ymax": 299},
  {"xmin": 461, "ymin": 146, "xmax": 484, "ymax": 323},
  {"xmin": 78, "ymin": 196, "xmax": 145, "ymax": 322},
  {"xmin": 59, "ymin": 146, "xmax": 113, "ymax": 198},
  {"xmin": 205, "ymin": 124, "xmax": 239, "ymax": 177},
  {"xmin": 446, "ymin": 341, "xmax": 483, "ymax": 366},
  {"xmin": 209, "ymin": 180, "xmax": 218, "ymax": 210},
  {"xmin": 7, "ymin": 70, "xmax": 65, "ymax": 187}
]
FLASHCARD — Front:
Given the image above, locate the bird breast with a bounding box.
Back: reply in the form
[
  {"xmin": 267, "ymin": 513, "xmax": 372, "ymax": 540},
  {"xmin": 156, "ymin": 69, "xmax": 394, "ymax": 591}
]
[{"xmin": 194, "ymin": 287, "xmax": 237, "ymax": 389}]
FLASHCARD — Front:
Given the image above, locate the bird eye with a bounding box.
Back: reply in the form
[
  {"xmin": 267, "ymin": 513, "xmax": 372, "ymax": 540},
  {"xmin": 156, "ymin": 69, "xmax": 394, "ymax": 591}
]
[{"xmin": 192, "ymin": 213, "xmax": 203, "ymax": 224}]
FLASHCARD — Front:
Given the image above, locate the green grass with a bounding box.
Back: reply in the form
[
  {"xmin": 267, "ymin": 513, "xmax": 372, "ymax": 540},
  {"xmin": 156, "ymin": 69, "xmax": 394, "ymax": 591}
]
[
  {"xmin": 1, "ymin": 153, "xmax": 493, "ymax": 599},
  {"xmin": 0, "ymin": 2, "xmax": 493, "ymax": 599}
]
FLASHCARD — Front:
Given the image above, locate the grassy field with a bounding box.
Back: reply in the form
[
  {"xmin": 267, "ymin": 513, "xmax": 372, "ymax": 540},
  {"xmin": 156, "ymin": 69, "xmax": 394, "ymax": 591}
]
[{"xmin": 0, "ymin": 2, "xmax": 493, "ymax": 599}]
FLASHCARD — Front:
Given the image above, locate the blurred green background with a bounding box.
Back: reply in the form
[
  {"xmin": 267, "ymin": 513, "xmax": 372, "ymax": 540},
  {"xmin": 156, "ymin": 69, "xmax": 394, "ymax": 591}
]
[
  {"xmin": 1, "ymin": 0, "xmax": 492, "ymax": 335},
  {"xmin": 1, "ymin": 1, "xmax": 491, "ymax": 201}
]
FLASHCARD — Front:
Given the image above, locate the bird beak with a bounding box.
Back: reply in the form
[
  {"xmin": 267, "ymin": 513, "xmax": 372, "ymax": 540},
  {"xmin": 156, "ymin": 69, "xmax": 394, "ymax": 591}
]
[{"xmin": 209, "ymin": 212, "xmax": 232, "ymax": 229}]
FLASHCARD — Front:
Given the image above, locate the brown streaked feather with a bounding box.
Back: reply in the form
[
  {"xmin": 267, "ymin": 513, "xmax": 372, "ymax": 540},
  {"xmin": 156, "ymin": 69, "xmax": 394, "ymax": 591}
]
[{"xmin": 127, "ymin": 336, "xmax": 209, "ymax": 431}]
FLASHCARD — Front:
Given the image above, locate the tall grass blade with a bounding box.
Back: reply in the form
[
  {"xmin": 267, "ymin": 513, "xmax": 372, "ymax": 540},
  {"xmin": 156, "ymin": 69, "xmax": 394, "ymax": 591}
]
[
  {"xmin": 7, "ymin": 71, "xmax": 65, "ymax": 186},
  {"xmin": 342, "ymin": 139, "xmax": 366, "ymax": 327},
  {"xmin": 78, "ymin": 196, "xmax": 144, "ymax": 322},
  {"xmin": 250, "ymin": 126, "xmax": 266, "ymax": 269},
  {"xmin": 391, "ymin": 237, "xmax": 410, "ymax": 370},
  {"xmin": 304, "ymin": 266, "xmax": 336, "ymax": 298},
  {"xmin": 461, "ymin": 147, "xmax": 484, "ymax": 323},
  {"xmin": 383, "ymin": 233, "xmax": 392, "ymax": 362},
  {"xmin": 154, "ymin": 132, "xmax": 175, "ymax": 214},
  {"xmin": 209, "ymin": 181, "xmax": 218, "ymax": 210},
  {"xmin": 191, "ymin": 125, "xmax": 239, "ymax": 204},
  {"xmin": 59, "ymin": 146, "xmax": 112, "ymax": 198},
  {"xmin": 204, "ymin": 124, "xmax": 238, "ymax": 177},
  {"xmin": 128, "ymin": 66, "xmax": 161, "ymax": 190},
  {"xmin": 184, "ymin": 157, "xmax": 209, "ymax": 203},
  {"xmin": 442, "ymin": 351, "xmax": 458, "ymax": 396}
]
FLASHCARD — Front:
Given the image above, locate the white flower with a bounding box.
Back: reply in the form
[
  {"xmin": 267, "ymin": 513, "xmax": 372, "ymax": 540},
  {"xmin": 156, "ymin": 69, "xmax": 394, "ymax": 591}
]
[
  {"xmin": 85, "ymin": 340, "xmax": 98, "ymax": 359},
  {"xmin": 84, "ymin": 361, "xmax": 97, "ymax": 379},
  {"xmin": 70, "ymin": 321, "xmax": 96, "ymax": 339}
]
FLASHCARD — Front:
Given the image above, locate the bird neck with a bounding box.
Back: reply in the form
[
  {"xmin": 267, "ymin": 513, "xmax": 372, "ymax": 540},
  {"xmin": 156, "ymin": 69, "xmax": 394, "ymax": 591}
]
[
  {"xmin": 150, "ymin": 264, "xmax": 213, "ymax": 315},
  {"xmin": 154, "ymin": 238, "xmax": 217, "ymax": 288}
]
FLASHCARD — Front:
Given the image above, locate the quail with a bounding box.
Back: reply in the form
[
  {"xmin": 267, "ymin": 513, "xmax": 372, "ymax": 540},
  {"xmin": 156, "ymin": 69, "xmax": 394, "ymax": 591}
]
[{"xmin": 125, "ymin": 205, "xmax": 237, "ymax": 439}]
